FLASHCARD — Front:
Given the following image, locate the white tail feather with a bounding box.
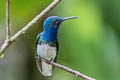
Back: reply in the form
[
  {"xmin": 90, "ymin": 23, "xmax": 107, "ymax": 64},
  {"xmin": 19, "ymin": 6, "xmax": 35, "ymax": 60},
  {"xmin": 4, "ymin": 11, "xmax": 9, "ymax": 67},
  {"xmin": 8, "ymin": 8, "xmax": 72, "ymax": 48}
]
[{"xmin": 41, "ymin": 61, "xmax": 52, "ymax": 76}]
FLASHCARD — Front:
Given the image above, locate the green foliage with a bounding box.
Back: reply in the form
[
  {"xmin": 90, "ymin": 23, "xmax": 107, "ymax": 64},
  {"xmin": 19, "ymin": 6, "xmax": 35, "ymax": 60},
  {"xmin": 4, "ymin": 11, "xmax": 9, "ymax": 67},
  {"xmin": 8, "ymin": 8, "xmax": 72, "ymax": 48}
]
[{"xmin": 0, "ymin": 54, "xmax": 4, "ymax": 58}]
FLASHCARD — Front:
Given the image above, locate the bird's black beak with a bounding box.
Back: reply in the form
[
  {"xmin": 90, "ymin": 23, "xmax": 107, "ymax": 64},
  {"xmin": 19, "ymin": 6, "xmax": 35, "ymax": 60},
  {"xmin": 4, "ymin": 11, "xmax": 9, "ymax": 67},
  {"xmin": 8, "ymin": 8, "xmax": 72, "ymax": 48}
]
[{"xmin": 63, "ymin": 16, "xmax": 78, "ymax": 21}]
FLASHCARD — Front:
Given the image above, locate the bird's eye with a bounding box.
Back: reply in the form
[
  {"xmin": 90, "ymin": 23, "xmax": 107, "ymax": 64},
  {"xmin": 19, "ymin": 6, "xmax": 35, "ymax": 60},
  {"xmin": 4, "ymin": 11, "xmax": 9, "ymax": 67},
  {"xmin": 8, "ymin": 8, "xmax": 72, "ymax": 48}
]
[
  {"xmin": 53, "ymin": 20, "xmax": 57, "ymax": 24},
  {"xmin": 50, "ymin": 20, "xmax": 58, "ymax": 27}
]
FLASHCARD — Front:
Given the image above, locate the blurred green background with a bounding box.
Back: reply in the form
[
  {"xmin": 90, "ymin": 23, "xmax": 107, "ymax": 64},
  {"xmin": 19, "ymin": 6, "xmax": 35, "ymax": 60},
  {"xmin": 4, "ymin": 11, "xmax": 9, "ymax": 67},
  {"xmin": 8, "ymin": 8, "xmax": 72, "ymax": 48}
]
[{"xmin": 0, "ymin": 0, "xmax": 120, "ymax": 80}]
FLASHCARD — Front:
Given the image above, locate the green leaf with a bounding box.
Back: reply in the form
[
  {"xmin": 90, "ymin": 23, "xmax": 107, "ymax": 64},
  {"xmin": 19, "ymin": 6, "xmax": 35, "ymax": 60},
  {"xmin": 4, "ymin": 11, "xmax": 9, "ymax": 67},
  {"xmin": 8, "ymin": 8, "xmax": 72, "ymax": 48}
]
[{"xmin": 0, "ymin": 53, "xmax": 4, "ymax": 58}]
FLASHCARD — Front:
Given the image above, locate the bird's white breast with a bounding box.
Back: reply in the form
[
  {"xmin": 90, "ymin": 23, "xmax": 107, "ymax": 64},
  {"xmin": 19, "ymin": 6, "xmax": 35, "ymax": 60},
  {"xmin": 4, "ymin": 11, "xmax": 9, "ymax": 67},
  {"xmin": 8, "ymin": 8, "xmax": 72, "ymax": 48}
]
[{"xmin": 37, "ymin": 44, "xmax": 56, "ymax": 60}]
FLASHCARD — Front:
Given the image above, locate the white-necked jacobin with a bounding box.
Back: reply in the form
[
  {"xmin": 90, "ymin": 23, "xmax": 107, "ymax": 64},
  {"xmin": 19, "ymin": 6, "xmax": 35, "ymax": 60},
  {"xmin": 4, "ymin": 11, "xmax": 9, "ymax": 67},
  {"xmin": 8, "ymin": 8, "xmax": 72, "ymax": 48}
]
[{"xmin": 36, "ymin": 16, "xmax": 78, "ymax": 76}]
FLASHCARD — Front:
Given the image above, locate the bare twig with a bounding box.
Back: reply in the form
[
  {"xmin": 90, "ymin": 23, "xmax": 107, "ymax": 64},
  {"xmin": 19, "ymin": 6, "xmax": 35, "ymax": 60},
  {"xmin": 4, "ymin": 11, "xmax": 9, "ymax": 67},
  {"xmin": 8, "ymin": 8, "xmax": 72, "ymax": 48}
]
[
  {"xmin": 0, "ymin": 0, "xmax": 61, "ymax": 55},
  {"xmin": 6, "ymin": 0, "xmax": 11, "ymax": 40},
  {"xmin": 39, "ymin": 57, "xmax": 95, "ymax": 80},
  {"xmin": 0, "ymin": 0, "xmax": 11, "ymax": 57}
]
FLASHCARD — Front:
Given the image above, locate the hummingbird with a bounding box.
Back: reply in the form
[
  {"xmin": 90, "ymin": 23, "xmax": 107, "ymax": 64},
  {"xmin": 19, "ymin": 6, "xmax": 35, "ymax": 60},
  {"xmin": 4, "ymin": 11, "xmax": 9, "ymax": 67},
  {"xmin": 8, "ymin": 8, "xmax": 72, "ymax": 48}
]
[{"xmin": 36, "ymin": 16, "xmax": 78, "ymax": 76}]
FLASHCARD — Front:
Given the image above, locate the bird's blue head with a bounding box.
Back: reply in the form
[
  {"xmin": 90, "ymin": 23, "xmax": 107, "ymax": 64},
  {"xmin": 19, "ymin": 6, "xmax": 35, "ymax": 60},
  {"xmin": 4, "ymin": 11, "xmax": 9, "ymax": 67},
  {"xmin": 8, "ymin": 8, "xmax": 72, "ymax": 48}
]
[
  {"xmin": 43, "ymin": 16, "xmax": 78, "ymax": 32},
  {"xmin": 42, "ymin": 16, "xmax": 78, "ymax": 42},
  {"xmin": 43, "ymin": 16, "xmax": 63, "ymax": 33}
]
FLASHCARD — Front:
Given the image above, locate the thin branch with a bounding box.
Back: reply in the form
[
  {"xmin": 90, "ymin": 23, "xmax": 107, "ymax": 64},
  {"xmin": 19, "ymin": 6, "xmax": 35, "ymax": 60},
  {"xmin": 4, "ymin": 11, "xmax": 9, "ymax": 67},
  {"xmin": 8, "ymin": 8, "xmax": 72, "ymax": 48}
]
[
  {"xmin": 0, "ymin": 0, "xmax": 61, "ymax": 55},
  {"xmin": 39, "ymin": 57, "xmax": 96, "ymax": 80},
  {"xmin": 6, "ymin": 0, "xmax": 11, "ymax": 40}
]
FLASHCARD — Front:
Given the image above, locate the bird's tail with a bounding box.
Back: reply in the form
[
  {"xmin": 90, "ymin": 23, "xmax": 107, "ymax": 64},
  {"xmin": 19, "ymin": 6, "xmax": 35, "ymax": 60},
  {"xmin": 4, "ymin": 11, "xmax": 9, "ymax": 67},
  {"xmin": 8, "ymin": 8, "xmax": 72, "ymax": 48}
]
[{"xmin": 37, "ymin": 59, "xmax": 53, "ymax": 76}]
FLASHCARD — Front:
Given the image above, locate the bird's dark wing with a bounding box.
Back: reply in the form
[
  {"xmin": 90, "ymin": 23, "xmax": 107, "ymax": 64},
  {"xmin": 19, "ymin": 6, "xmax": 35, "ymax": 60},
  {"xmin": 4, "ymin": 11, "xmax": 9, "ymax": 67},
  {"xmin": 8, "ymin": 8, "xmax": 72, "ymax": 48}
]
[
  {"xmin": 52, "ymin": 41, "xmax": 58, "ymax": 71},
  {"xmin": 36, "ymin": 33, "xmax": 41, "ymax": 52},
  {"xmin": 36, "ymin": 33, "xmax": 42, "ymax": 72},
  {"xmin": 54, "ymin": 41, "xmax": 59, "ymax": 63}
]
